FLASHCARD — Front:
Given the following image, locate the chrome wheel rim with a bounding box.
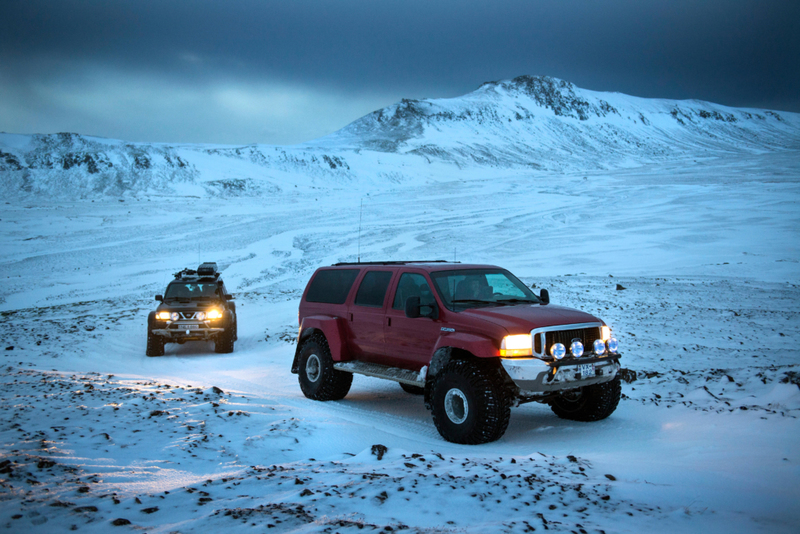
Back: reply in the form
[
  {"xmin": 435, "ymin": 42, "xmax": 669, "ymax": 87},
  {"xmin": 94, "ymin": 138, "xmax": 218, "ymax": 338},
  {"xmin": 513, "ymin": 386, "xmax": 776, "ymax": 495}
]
[
  {"xmin": 444, "ymin": 388, "xmax": 469, "ymax": 424},
  {"xmin": 305, "ymin": 353, "xmax": 321, "ymax": 383}
]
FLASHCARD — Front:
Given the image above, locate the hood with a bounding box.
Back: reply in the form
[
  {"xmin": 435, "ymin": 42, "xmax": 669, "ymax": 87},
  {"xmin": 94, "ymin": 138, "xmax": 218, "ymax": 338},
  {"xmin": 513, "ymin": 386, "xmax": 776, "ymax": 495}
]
[
  {"xmin": 157, "ymin": 300, "xmax": 222, "ymax": 312},
  {"xmin": 458, "ymin": 304, "xmax": 602, "ymax": 333}
]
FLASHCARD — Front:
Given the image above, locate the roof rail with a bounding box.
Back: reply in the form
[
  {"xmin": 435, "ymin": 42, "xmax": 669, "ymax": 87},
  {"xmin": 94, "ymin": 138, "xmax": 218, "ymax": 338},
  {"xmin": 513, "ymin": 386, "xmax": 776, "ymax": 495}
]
[{"xmin": 332, "ymin": 260, "xmax": 458, "ymax": 266}]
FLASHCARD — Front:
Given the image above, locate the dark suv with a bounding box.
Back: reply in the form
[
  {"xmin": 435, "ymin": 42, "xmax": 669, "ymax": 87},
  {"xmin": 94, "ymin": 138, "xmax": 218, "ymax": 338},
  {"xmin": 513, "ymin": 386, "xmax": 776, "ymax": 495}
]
[
  {"xmin": 146, "ymin": 262, "xmax": 237, "ymax": 356},
  {"xmin": 292, "ymin": 261, "xmax": 622, "ymax": 444}
]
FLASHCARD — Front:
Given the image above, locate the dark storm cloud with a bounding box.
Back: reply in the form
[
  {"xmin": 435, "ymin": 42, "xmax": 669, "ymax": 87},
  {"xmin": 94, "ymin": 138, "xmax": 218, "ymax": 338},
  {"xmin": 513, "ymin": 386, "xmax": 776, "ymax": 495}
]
[{"xmin": 1, "ymin": 0, "xmax": 798, "ymax": 144}]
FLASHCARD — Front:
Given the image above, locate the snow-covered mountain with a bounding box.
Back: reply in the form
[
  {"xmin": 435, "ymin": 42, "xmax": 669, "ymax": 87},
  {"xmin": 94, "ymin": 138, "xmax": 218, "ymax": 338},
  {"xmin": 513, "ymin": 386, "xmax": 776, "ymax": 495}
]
[{"xmin": 1, "ymin": 75, "xmax": 799, "ymax": 198}]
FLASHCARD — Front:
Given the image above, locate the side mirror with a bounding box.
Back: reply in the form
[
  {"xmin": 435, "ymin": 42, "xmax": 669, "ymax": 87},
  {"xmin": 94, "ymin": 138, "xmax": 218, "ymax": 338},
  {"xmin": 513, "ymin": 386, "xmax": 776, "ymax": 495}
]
[
  {"xmin": 405, "ymin": 296, "xmax": 439, "ymax": 320},
  {"xmin": 225, "ymin": 294, "xmax": 235, "ymax": 300},
  {"xmin": 405, "ymin": 296, "xmax": 421, "ymax": 318},
  {"xmin": 155, "ymin": 295, "xmax": 163, "ymax": 302},
  {"xmin": 539, "ymin": 289, "xmax": 549, "ymax": 305}
]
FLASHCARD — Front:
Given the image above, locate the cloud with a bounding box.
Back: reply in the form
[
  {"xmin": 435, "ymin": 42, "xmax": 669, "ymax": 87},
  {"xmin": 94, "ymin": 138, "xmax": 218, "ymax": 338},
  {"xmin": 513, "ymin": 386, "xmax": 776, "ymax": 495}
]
[{"xmin": 0, "ymin": 61, "xmax": 396, "ymax": 145}]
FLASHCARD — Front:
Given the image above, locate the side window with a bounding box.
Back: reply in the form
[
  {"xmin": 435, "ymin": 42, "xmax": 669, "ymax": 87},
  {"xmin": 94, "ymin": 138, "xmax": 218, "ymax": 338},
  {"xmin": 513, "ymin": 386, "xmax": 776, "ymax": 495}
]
[
  {"xmin": 392, "ymin": 273, "xmax": 434, "ymax": 310},
  {"xmin": 306, "ymin": 269, "xmax": 359, "ymax": 304},
  {"xmin": 354, "ymin": 271, "xmax": 393, "ymax": 308}
]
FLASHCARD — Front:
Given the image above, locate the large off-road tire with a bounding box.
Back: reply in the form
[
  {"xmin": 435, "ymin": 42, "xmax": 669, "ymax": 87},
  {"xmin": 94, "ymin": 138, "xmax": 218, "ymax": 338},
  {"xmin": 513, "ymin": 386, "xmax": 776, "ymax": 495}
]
[
  {"xmin": 146, "ymin": 329, "xmax": 165, "ymax": 357},
  {"xmin": 550, "ymin": 377, "xmax": 621, "ymax": 422},
  {"xmin": 214, "ymin": 326, "xmax": 235, "ymax": 354},
  {"xmin": 400, "ymin": 383, "xmax": 425, "ymax": 395},
  {"xmin": 297, "ymin": 334, "xmax": 352, "ymax": 401},
  {"xmin": 430, "ymin": 359, "xmax": 511, "ymax": 444}
]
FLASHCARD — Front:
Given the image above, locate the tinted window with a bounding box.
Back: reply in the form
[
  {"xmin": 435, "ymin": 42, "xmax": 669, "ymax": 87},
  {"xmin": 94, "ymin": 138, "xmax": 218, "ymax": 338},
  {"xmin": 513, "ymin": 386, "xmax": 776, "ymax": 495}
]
[
  {"xmin": 305, "ymin": 269, "xmax": 359, "ymax": 304},
  {"xmin": 392, "ymin": 273, "xmax": 434, "ymax": 309},
  {"xmin": 355, "ymin": 271, "xmax": 393, "ymax": 308}
]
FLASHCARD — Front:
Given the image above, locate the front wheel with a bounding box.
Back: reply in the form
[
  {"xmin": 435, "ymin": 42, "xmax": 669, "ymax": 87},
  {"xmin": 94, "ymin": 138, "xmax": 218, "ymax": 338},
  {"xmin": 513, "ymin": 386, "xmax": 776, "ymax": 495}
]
[
  {"xmin": 550, "ymin": 377, "xmax": 621, "ymax": 421},
  {"xmin": 430, "ymin": 360, "xmax": 510, "ymax": 444},
  {"xmin": 146, "ymin": 329, "xmax": 165, "ymax": 357},
  {"xmin": 297, "ymin": 334, "xmax": 352, "ymax": 401}
]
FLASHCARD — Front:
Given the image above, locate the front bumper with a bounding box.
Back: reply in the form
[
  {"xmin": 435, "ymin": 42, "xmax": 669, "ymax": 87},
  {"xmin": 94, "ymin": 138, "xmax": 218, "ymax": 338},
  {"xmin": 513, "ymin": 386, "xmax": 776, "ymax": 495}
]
[
  {"xmin": 152, "ymin": 322, "xmax": 225, "ymax": 341},
  {"xmin": 501, "ymin": 354, "xmax": 621, "ymax": 395}
]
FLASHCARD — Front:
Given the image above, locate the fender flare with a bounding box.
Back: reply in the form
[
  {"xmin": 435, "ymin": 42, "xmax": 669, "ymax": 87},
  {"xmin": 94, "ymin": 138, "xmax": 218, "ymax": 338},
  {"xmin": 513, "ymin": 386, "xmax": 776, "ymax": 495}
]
[{"xmin": 291, "ymin": 315, "xmax": 350, "ymax": 373}]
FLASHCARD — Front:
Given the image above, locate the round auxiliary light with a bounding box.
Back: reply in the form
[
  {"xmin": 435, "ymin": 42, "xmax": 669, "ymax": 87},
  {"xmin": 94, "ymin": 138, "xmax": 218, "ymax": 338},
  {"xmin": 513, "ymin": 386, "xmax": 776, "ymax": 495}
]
[
  {"xmin": 593, "ymin": 339, "xmax": 606, "ymax": 356},
  {"xmin": 608, "ymin": 337, "xmax": 619, "ymax": 353},
  {"xmin": 196, "ymin": 311, "xmax": 206, "ymax": 321},
  {"xmin": 550, "ymin": 343, "xmax": 566, "ymax": 360},
  {"xmin": 170, "ymin": 312, "xmax": 180, "ymax": 321},
  {"xmin": 571, "ymin": 341, "xmax": 584, "ymax": 358}
]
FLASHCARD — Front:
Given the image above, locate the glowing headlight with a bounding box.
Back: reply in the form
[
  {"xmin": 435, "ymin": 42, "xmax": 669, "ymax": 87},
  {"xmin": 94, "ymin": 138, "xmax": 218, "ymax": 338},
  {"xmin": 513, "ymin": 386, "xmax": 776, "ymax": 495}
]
[
  {"xmin": 500, "ymin": 334, "xmax": 532, "ymax": 357},
  {"xmin": 156, "ymin": 311, "xmax": 171, "ymax": 321},
  {"xmin": 571, "ymin": 341, "xmax": 584, "ymax": 358},
  {"xmin": 602, "ymin": 326, "xmax": 611, "ymax": 341},
  {"xmin": 196, "ymin": 311, "xmax": 206, "ymax": 321},
  {"xmin": 206, "ymin": 309, "xmax": 223, "ymax": 320},
  {"xmin": 170, "ymin": 312, "xmax": 180, "ymax": 321},
  {"xmin": 593, "ymin": 339, "xmax": 606, "ymax": 356},
  {"xmin": 550, "ymin": 343, "xmax": 566, "ymax": 360},
  {"xmin": 608, "ymin": 337, "xmax": 619, "ymax": 353}
]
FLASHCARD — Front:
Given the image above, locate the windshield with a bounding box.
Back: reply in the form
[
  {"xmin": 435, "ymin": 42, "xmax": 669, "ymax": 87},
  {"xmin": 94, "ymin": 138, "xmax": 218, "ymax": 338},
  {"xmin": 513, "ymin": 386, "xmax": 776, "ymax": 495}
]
[
  {"xmin": 430, "ymin": 269, "xmax": 539, "ymax": 311},
  {"xmin": 164, "ymin": 282, "xmax": 220, "ymax": 300}
]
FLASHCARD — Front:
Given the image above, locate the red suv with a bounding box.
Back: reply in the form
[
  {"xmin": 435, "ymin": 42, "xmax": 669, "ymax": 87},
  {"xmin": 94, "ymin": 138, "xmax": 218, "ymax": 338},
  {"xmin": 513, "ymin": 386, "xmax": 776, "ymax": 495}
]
[{"xmin": 292, "ymin": 261, "xmax": 621, "ymax": 444}]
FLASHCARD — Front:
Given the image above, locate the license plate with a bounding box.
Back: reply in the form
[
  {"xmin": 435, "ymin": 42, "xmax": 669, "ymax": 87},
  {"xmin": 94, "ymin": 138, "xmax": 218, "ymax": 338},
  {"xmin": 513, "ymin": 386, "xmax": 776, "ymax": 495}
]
[
  {"xmin": 182, "ymin": 324, "xmax": 199, "ymax": 330},
  {"xmin": 578, "ymin": 363, "xmax": 595, "ymax": 378}
]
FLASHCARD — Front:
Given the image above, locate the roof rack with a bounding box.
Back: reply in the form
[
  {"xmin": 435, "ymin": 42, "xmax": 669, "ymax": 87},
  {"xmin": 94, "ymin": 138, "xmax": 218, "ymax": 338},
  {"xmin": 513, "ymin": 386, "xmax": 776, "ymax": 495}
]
[
  {"xmin": 332, "ymin": 260, "xmax": 459, "ymax": 266},
  {"xmin": 173, "ymin": 262, "xmax": 220, "ymax": 280}
]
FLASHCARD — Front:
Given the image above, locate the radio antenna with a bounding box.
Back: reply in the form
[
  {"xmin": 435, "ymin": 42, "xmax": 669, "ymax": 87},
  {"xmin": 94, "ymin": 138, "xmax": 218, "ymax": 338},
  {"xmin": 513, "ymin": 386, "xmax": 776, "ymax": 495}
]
[{"xmin": 358, "ymin": 198, "xmax": 363, "ymax": 263}]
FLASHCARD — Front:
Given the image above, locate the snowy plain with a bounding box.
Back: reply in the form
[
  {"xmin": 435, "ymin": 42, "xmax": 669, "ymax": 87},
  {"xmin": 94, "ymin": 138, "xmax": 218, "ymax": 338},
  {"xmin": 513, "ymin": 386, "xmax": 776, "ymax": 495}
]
[{"xmin": 2, "ymin": 77, "xmax": 800, "ymax": 533}]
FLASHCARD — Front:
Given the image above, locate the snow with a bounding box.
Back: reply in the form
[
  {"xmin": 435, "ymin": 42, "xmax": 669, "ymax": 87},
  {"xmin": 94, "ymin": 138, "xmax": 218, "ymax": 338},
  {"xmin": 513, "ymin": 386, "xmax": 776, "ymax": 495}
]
[{"xmin": 1, "ymin": 78, "xmax": 800, "ymax": 532}]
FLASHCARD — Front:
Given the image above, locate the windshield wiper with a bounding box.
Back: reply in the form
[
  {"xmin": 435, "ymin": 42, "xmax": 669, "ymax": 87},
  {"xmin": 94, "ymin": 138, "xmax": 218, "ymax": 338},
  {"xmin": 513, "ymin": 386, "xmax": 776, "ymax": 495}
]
[{"xmin": 496, "ymin": 298, "xmax": 539, "ymax": 305}]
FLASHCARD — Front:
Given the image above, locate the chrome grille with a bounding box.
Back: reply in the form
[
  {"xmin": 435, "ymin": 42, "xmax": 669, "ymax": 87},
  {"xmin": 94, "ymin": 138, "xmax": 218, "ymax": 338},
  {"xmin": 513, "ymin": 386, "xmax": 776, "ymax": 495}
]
[{"xmin": 531, "ymin": 323, "xmax": 603, "ymax": 358}]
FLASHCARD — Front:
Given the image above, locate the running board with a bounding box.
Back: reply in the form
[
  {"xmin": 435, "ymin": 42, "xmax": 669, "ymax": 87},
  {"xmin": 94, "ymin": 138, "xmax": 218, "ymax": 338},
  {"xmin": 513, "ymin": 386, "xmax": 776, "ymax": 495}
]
[{"xmin": 333, "ymin": 361, "xmax": 425, "ymax": 387}]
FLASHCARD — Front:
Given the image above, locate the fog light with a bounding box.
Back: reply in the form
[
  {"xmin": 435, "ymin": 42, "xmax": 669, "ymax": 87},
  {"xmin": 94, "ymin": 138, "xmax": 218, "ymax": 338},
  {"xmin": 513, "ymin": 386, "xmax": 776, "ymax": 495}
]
[
  {"xmin": 170, "ymin": 312, "xmax": 180, "ymax": 321},
  {"xmin": 196, "ymin": 311, "xmax": 206, "ymax": 321},
  {"xmin": 608, "ymin": 337, "xmax": 619, "ymax": 353},
  {"xmin": 571, "ymin": 341, "xmax": 584, "ymax": 358},
  {"xmin": 593, "ymin": 339, "xmax": 606, "ymax": 356},
  {"xmin": 550, "ymin": 343, "xmax": 566, "ymax": 360}
]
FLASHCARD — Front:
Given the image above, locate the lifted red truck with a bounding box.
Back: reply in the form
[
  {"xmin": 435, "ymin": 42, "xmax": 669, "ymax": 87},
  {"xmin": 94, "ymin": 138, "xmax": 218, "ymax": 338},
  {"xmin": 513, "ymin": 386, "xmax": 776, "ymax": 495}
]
[{"xmin": 292, "ymin": 261, "xmax": 621, "ymax": 444}]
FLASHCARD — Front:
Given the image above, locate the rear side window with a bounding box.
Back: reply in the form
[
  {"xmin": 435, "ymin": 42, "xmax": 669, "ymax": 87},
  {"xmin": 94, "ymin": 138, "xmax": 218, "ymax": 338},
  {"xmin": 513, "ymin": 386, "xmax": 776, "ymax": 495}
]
[
  {"xmin": 305, "ymin": 269, "xmax": 359, "ymax": 304},
  {"xmin": 354, "ymin": 271, "xmax": 393, "ymax": 308}
]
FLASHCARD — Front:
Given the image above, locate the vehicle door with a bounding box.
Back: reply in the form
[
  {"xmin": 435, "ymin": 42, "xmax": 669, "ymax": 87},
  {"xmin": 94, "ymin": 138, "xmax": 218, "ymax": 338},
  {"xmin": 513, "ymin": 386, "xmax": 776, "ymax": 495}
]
[
  {"xmin": 384, "ymin": 271, "xmax": 442, "ymax": 369},
  {"xmin": 346, "ymin": 269, "xmax": 396, "ymax": 362}
]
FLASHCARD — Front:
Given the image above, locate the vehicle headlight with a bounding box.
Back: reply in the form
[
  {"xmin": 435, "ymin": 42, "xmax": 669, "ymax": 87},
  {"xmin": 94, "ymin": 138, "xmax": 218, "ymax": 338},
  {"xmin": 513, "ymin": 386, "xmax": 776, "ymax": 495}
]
[
  {"xmin": 170, "ymin": 312, "xmax": 180, "ymax": 321},
  {"xmin": 550, "ymin": 343, "xmax": 566, "ymax": 360},
  {"xmin": 206, "ymin": 308, "xmax": 223, "ymax": 320},
  {"xmin": 571, "ymin": 341, "xmax": 584, "ymax": 358},
  {"xmin": 608, "ymin": 337, "xmax": 619, "ymax": 353},
  {"xmin": 196, "ymin": 311, "xmax": 206, "ymax": 321},
  {"xmin": 602, "ymin": 326, "xmax": 611, "ymax": 341},
  {"xmin": 593, "ymin": 339, "xmax": 606, "ymax": 356},
  {"xmin": 156, "ymin": 311, "xmax": 171, "ymax": 321},
  {"xmin": 500, "ymin": 334, "xmax": 532, "ymax": 357}
]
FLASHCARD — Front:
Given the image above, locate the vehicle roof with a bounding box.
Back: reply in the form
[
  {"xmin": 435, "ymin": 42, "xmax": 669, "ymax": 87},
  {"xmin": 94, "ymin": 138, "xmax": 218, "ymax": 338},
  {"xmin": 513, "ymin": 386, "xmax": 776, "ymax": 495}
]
[
  {"xmin": 325, "ymin": 261, "xmax": 502, "ymax": 273},
  {"xmin": 169, "ymin": 275, "xmax": 223, "ymax": 283}
]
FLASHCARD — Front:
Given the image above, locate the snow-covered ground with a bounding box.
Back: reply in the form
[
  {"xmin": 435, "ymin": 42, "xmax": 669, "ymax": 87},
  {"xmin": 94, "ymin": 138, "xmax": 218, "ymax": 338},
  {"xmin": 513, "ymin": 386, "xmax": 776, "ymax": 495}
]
[{"xmin": 1, "ymin": 147, "xmax": 799, "ymax": 533}]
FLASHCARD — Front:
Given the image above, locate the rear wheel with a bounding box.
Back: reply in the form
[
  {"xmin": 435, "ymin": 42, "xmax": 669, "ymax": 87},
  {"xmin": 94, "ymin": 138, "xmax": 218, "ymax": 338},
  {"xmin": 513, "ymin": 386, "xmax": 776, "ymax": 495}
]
[
  {"xmin": 430, "ymin": 360, "xmax": 510, "ymax": 444},
  {"xmin": 297, "ymin": 334, "xmax": 352, "ymax": 401},
  {"xmin": 550, "ymin": 377, "xmax": 621, "ymax": 421}
]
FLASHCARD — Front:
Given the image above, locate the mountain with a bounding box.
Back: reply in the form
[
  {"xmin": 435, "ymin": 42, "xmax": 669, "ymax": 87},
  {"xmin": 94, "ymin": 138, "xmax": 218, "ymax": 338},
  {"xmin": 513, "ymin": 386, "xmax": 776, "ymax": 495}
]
[{"xmin": 2, "ymin": 75, "xmax": 799, "ymax": 198}]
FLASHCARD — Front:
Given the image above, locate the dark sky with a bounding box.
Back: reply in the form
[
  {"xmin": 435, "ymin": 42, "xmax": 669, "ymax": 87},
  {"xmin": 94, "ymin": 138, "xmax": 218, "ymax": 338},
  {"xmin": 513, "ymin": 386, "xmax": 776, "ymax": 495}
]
[{"xmin": 2, "ymin": 0, "xmax": 798, "ymax": 145}]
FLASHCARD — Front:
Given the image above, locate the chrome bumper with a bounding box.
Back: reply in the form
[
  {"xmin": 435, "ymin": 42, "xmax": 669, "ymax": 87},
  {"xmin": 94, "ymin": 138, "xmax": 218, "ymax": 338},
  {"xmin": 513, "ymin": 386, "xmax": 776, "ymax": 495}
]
[{"xmin": 501, "ymin": 356, "xmax": 621, "ymax": 394}]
